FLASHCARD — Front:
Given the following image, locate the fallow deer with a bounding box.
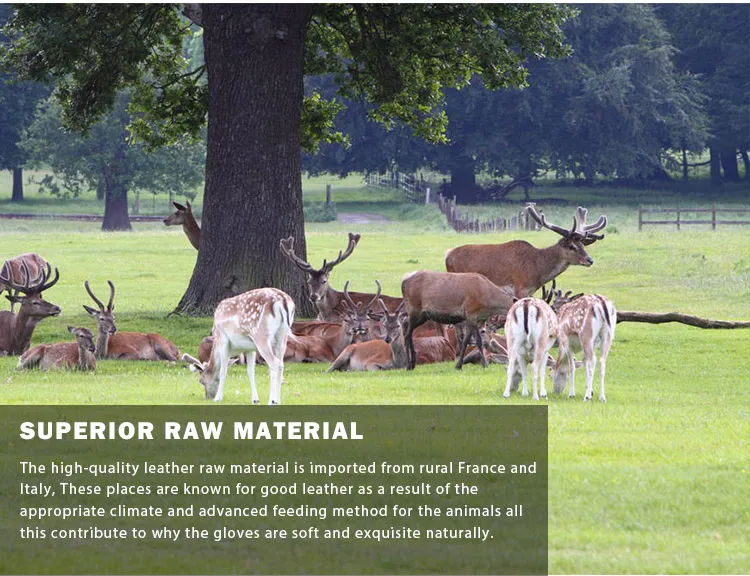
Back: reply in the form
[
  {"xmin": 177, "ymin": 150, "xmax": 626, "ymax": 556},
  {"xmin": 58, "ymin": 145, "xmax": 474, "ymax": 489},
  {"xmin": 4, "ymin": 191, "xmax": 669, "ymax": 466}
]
[
  {"xmin": 163, "ymin": 201, "xmax": 200, "ymax": 250},
  {"xmin": 445, "ymin": 204, "xmax": 608, "ymax": 298},
  {"xmin": 183, "ymin": 287, "xmax": 295, "ymax": 404},
  {"xmin": 83, "ymin": 281, "xmax": 180, "ymax": 361},
  {"xmin": 0, "ymin": 261, "xmax": 61, "ymax": 356},
  {"xmin": 279, "ymin": 233, "xmax": 402, "ymax": 321},
  {"xmin": 550, "ymin": 294, "xmax": 617, "ymax": 402},
  {"xmin": 17, "ymin": 326, "xmax": 96, "ymax": 371},
  {"xmin": 400, "ymin": 270, "xmax": 515, "ymax": 370},
  {"xmin": 1, "ymin": 253, "xmax": 49, "ymax": 312},
  {"xmin": 503, "ymin": 297, "xmax": 561, "ymax": 401}
]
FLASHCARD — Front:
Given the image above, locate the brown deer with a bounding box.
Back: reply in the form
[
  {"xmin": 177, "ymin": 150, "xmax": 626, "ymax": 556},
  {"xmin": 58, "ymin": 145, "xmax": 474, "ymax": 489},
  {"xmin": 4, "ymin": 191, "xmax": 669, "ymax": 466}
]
[
  {"xmin": 83, "ymin": 280, "xmax": 180, "ymax": 361},
  {"xmin": 1, "ymin": 253, "xmax": 49, "ymax": 312},
  {"xmin": 183, "ymin": 287, "xmax": 295, "ymax": 404},
  {"xmin": 163, "ymin": 201, "xmax": 200, "ymax": 250},
  {"xmin": 17, "ymin": 326, "xmax": 96, "ymax": 371},
  {"xmin": 445, "ymin": 204, "xmax": 608, "ymax": 298},
  {"xmin": 199, "ymin": 332, "xmax": 332, "ymax": 364},
  {"xmin": 400, "ymin": 270, "xmax": 515, "ymax": 370},
  {"xmin": 0, "ymin": 261, "xmax": 61, "ymax": 356},
  {"xmin": 279, "ymin": 233, "xmax": 402, "ymax": 321},
  {"xmin": 550, "ymin": 294, "xmax": 617, "ymax": 402}
]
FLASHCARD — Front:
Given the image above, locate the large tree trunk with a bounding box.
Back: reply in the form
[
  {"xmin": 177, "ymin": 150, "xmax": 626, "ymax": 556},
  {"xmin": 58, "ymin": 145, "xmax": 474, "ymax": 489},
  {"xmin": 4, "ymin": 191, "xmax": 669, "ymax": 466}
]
[
  {"xmin": 720, "ymin": 148, "xmax": 740, "ymax": 181},
  {"xmin": 10, "ymin": 167, "xmax": 23, "ymax": 202},
  {"xmin": 102, "ymin": 182, "xmax": 132, "ymax": 231},
  {"xmin": 450, "ymin": 156, "xmax": 478, "ymax": 204},
  {"xmin": 741, "ymin": 149, "xmax": 750, "ymax": 179},
  {"xmin": 709, "ymin": 147, "xmax": 722, "ymax": 187},
  {"xmin": 176, "ymin": 4, "xmax": 314, "ymax": 316}
]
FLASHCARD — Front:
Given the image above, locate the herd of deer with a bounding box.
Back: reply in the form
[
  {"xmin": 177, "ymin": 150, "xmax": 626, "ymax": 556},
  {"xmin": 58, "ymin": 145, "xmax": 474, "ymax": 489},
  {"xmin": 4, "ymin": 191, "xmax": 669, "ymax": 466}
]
[{"xmin": 2, "ymin": 202, "xmax": 617, "ymax": 406}]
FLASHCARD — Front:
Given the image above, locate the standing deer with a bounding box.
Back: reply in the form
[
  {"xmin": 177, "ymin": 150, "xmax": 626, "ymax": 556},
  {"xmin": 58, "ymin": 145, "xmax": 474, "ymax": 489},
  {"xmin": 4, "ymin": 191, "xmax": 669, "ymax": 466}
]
[
  {"xmin": 18, "ymin": 327, "xmax": 96, "ymax": 371},
  {"xmin": 1, "ymin": 253, "xmax": 49, "ymax": 312},
  {"xmin": 550, "ymin": 294, "xmax": 617, "ymax": 402},
  {"xmin": 279, "ymin": 233, "xmax": 402, "ymax": 321},
  {"xmin": 445, "ymin": 204, "xmax": 608, "ymax": 298},
  {"xmin": 400, "ymin": 270, "xmax": 515, "ymax": 370},
  {"xmin": 0, "ymin": 261, "xmax": 61, "ymax": 356},
  {"xmin": 503, "ymin": 297, "xmax": 561, "ymax": 401},
  {"xmin": 183, "ymin": 287, "xmax": 295, "ymax": 404},
  {"xmin": 83, "ymin": 281, "xmax": 180, "ymax": 361},
  {"xmin": 163, "ymin": 201, "xmax": 200, "ymax": 250}
]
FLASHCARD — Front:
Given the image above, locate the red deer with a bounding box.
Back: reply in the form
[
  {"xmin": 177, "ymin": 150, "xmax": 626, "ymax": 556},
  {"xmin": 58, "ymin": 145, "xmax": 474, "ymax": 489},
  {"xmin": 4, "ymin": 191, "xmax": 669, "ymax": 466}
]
[
  {"xmin": 83, "ymin": 281, "xmax": 180, "ymax": 361},
  {"xmin": 279, "ymin": 233, "xmax": 402, "ymax": 321},
  {"xmin": 400, "ymin": 270, "xmax": 515, "ymax": 370},
  {"xmin": 445, "ymin": 204, "xmax": 608, "ymax": 298},
  {"xmin": 503, "ymin": 297, "xmax": 561, "ymax": 401},
  {"xmin": 1, "ymin": 253, "xmax": 49, "ymax": 312},
  {"xmin": 183, "ymin": 288, "xmax": 295, "ymax": 404},
  {"xmin": 0, "ymin": 261, "xmax": 61, "ymax": 356},
  {"xmin": 200, "ymin": 333, "xmax": 332, "ymax": 364},
  {"xmin": 550, "ymin": 294, "xmax": 617, "ymax": 402},
  {"xmin": 163, "ymin": 201, "xmax": 200, "ymax": 250},
  {"xmin": 18, "ymin": 327, "xmax": 96, "ymax": 371}
]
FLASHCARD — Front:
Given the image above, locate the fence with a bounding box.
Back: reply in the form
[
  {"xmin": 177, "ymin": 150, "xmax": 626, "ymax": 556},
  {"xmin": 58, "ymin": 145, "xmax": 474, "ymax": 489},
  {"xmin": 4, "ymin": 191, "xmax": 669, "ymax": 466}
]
[
  {"xmin": 638, "ymin": 205, "xmax": 750, "ymax": 231},
  {"xmin": 437, "ymin": 194, "xmax": 538, "ymax": 233},
  {"xmin": 365, "ymin": 172, "xmax": 434, "ymax": 204}
]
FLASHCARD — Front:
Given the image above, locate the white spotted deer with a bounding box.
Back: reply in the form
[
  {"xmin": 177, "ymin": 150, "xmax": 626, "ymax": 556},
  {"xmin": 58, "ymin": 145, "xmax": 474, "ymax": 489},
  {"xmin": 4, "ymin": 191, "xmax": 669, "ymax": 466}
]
[
  {"xmin": 83, "ymin": 281, "xmax": 180, "ymax": 361},
  {"xmin": 183, "ymin": 287, "xmax": 295, "ymax": 404},
  {"xmin": 163, "ymin": 201, "xmax": 200, "ymax": 250},
  {"xmin": 550, "ymin": 294, "xmax": 617, "ymax": 402},
  {"xmin": 18, "ymin": 327, "xmax": 96, "ymax": 371}
]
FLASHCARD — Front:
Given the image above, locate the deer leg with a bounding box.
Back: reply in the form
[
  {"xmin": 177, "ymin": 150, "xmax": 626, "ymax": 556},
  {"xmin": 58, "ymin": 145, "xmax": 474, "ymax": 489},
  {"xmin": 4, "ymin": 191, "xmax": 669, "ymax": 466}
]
[
  {"xmin": 503, "ymin": 355, "xmax": 517, "ymax": 399},
  {"xmin": 518, "ymin": 357, "xmax": 529, "ymax": 397},
  {"xmin": 405, "ymin": 314, "xmax": 425, "ymax": 371},
  {"xmin": 598, "ymin": 335, "xmax": 613, "ymax": 403},
  {"xmin": 455, "ymin": 322, "xmax": 478, "ymax": 370},
  {"xmin": 567, "ymin": 354, "xmax": 577, "ymax": 398},
  {"xmin": 582, "ymin": 345, "xmax": 596, "ymax": 402},
  {"xmin": 215, "ymin": 356, "xmax": 230, "ymax": 403},
  {"xmin": 473, "ymin": 324, "xmax": 488, "ymax": 368},
  {"xmin": 245, "ymin": 351, "xmax": 259, "ymax": 404}
]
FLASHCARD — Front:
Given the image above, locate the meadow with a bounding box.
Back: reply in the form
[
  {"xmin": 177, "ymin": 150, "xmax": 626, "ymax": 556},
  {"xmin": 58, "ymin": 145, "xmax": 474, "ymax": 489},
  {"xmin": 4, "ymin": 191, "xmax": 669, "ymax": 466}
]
[{"xmin": 0, "ymin": 176, "xmax": 748, "ymax": 574}]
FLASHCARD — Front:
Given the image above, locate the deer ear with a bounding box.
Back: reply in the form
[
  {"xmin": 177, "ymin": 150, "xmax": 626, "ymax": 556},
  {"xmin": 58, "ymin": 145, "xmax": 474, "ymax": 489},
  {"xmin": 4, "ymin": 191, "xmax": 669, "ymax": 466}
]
[
  {"xmin": 67, "ymin": 326, "xmax": 76, "ymax": 333},
  {"xmin": 173, "ymin": 202, "xmax": 186, "ymax": 210},
  {"xmin": 82, "ymin": 305, "xmax": 98, "ymax": 316}
]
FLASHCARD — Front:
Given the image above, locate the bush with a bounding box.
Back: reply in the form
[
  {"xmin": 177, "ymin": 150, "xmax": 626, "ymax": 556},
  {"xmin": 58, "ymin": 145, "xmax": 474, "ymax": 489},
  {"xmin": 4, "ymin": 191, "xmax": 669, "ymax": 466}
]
[{"xmin": 303, "ymin": 202, "xmax": 337, "ymax": 222}]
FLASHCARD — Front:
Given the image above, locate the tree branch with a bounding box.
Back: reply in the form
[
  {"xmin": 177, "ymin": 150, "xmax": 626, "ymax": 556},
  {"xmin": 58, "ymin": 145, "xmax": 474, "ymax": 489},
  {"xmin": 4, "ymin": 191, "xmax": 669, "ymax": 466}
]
[{"xmin": 617, "ymin": 311, "xmax": 750, "ymax": 329}]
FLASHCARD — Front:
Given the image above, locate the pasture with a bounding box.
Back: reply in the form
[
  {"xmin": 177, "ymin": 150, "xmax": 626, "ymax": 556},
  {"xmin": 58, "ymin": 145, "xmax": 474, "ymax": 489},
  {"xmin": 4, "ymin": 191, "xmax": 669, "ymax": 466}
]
[{"xmin": 0, "ymin": 181, "xmax": 748, "ymax": 574}]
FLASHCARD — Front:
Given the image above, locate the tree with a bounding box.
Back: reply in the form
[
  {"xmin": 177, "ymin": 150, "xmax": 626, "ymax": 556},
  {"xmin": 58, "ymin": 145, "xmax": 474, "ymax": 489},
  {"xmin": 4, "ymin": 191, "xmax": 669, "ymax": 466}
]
[
  {"xmin": 2, "ymin": 4, "xmax": 573, "ymax": 315},
  {"xmin": 22, "ymin": 93, "xmax": 205, "ymax": 230}
]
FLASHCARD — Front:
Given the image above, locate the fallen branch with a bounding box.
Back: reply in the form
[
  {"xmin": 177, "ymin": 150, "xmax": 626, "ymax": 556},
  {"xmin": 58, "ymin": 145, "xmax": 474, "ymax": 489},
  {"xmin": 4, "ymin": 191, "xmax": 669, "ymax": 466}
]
[{"xmin": 617, "ymin": 311, "xmax": 750, "ymax": 329}]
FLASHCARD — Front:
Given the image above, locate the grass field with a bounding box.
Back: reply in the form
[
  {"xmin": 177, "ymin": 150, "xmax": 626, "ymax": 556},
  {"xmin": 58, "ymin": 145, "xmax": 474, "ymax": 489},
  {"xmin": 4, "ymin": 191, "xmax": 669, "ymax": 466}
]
[{"xmin": 0, "ymin": 178, "xmax": 748, "ymax": 574}]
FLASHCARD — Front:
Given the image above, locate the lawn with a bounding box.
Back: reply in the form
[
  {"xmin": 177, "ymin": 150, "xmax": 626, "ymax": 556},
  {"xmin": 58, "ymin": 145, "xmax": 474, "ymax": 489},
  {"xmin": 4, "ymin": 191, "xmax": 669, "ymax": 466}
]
[{"xmin": 0, "ymin": 180, "xmax": 748, "ymax": 574}]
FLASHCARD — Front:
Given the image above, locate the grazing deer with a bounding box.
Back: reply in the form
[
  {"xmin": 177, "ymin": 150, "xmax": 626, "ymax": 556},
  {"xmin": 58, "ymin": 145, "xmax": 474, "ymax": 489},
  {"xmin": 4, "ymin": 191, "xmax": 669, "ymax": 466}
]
[
  {"xmin": 18, "ymin": 326, "xmax": 96, "ymax": 371},
  {"xmin": 1, "ymin": 253, "xmax": 49, "ymax": 312},
  {"xmin": 183, "ymin": 287, "xmax": 295, "ymax": 404},
  {"xmin": 503, "ymin": 297, "xmax": 560, "ymax": 401},
  {"xmin": 445, "ymin": 204, "xmax": 608, "ymax": 297},
  {"xmin": 0, "ymin": 261, "xmax": 61, "ymax": 356},
  {"xmin": 400, "ymin": 270, "xmax": 515, "ymax": 370},
  {"xmin": 83, "ymin": 281, "xmax": 180, "ymax": 361},
  {"xmin": 163, "ymin": 201, "xmax": 200, "ymax": 250},
  {"xmin": 279, "ymin": 233, "xmax": 402, "ymax": 321},
  {"xmin": 550, "ymin": 294, "xmax": 617, "ymax": 402}
]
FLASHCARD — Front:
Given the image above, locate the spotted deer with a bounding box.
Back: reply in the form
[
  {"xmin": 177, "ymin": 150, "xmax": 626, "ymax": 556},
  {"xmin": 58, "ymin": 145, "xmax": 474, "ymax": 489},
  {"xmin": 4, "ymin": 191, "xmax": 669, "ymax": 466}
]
[
  {"xmin": 445, "ymin": 204, "xmax": 607, "ymax": 298},
  {"xmin": 550, "ymin": 294, "xmax": 617, "ymax": 402},
  {"xmin": 18, "ymin": 327, "xmax": 96, "ymax": 371},
  {"xmin": 183, "ymin": 287, "xmax": 295, "ymax": 404},
  {"xmin": 163, "ymin": 201, "xmax": 200, "ymax": 250},
  {"xmin": 83, "ymin": 281, "xmax": 180, "ymax": 361}
]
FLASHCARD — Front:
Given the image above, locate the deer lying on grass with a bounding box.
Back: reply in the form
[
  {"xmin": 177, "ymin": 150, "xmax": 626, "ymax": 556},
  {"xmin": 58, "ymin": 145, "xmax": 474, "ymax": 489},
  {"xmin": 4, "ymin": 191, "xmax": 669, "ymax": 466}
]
[
  {"xmin": 400, "ymin": 270, "xmax": 515, "ymax": 370},
  {"xmin": 1, "ymin": 253, "xmax": 49, "ymax": 312},
  {"xmin": 84, "ymin": 281, "xmax": 180, "ymax": 361},
  {"xmin": 328, "ymin": 299, "xmax": 455, "ymax": 372},
  {"xmin": 163, "ymin": 201, "xmax": 200, "ymax": 250},
  {"xmin": 18, "ymin": 327, "xmax": 96, "ymax": 371},
  {"xmin": 445, "ymin": 204, "xmax": 607, "ymax": 298},
  {"xmin": 183, "ymin": 287, "xmax": 295, "ymax": 404},
  {"xmin": 503, "ymin": 296, "xmax": 561, "ymax": 401},
  {"xmin": 550, "ymin": 294, "xmax": 617, "ymax": 402},
  {"xmin": 0, "ymin": 261, "xmax": 61, "ymax": 356},
  {"xmin": 280, "ymin": 233, "xmax": 402, "ymax": 321}
]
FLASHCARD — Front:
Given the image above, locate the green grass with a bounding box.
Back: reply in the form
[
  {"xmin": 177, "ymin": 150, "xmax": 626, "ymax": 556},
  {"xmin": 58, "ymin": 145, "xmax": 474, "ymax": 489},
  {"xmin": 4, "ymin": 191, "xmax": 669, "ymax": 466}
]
[{"xmin": 0, "ymin": 183, "xmax": 748, "ymax": 574}]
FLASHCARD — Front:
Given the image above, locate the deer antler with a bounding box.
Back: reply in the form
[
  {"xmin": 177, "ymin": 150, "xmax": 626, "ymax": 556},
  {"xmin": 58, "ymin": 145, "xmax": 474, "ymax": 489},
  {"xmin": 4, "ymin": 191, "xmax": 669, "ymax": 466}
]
[
  {"xmin": 279, "ymin": 237, "xmax": 317, "ymax": 273},
  {"xmin": 364, "ymin": 280, "xmax": 382, "ymax": 312},
  {"xmin": 541, "ymin": 279, "xmax": 557, "ymax": 304},
  {"xmin": 280, "ymin": 233, "xmax": 362, "ymax": 276},
  {"xmin": 32, "ymin": 262, "xmax": 60, "ymax": 293},
  {"xmin": 85, "ymin": 280, "xmax": 115, "ymax": 312},
  {"xmin": 572, "ymin": 206, "xmax": 607, "ymax": 245},
  {"xmin": 525, "ymin": 203, "xmax": 572, "ymax": 237},
  {"xmin": 321, "ymin": 233, "xmax": 361, "ymax": 274}
]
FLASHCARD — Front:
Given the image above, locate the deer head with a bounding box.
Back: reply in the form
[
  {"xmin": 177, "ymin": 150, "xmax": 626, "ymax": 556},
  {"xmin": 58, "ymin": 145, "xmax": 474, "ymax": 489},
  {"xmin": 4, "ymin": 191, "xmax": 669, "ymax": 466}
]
[
  {"xmin": 68, "ymin": 326, "xmax": 96, "ymax": 354},
  {"xmin": 341, "ymin": 280, "xmax": 381, "ymax": 340},
  {"xmin": 2, "ymin": 261, "xmax": 61, "ymax": 320},
  {"xmin": 163, "ymin": 201, "xmax": 193, "ymax": 227},
  {"xmin": 83, "ymin": 280, "xmax": 117, "ymax": 336}
]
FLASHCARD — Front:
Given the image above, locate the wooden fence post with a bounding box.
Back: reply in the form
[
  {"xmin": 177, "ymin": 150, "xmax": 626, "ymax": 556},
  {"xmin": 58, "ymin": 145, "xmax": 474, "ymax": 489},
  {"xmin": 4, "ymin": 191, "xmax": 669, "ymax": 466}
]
[
  {"xmin": 676, "ymin": 204, "xmax": 681, "ymax": 231},
  {"xmin": 638, "ymin": 207, "xmax": 643, "ymax": 232},
  {"xmin": 712, "ymin": 202, "xmax": 716, "ymax": 231},
  {"xmin": 326, "ymin": 184, "xmax": 332, "ymax": 206}
]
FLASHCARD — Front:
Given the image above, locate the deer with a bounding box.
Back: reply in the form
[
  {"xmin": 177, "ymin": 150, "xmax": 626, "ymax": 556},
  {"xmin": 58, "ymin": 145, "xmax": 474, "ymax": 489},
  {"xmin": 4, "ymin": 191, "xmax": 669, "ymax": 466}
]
[
  {"xmin": 182, "ymin": 287, "xmax": 295, "ymax": 404},
  {"xmin": 503, "ymin": 296, "xmax": 561, "ymax": 402},
  {"xmin": 400, "ymin": 270, "xmax": 515, "ymax": 371},
  {"xmin": 0, "ymin": 261, "xmax": 61, "ymax": 356},
  {"xmin": 445, "ymin": 204, "xmax": 608, "ymax": 298},
  {"xmin": 550, "ymin": 294, "xmax": 617, "ymax": 402},
  {"xmin": 279, "ymin": 233, "xmax": 402, "ymax": 321},
  {"xmin": 328, "ymin": 299, "xmax": 455, "ymax": 372},
  {"xmin": 17, "ymin": 326, "xmax": 96, "ymax": 371},
  {"xmin": 199, "ymin": 332, "xmax": 333, "ymax": 364},
  {"xmin": 1, "ymin": 253, "xmax": 49, "ymax": 312},
  {"xmin": 163, "ymin": 201, "xmax": 200, "ymax": 250},
  {"xmin": 83, "ymin": 280, "xmax": 180, "ymax": 361}
]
